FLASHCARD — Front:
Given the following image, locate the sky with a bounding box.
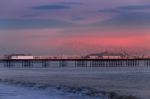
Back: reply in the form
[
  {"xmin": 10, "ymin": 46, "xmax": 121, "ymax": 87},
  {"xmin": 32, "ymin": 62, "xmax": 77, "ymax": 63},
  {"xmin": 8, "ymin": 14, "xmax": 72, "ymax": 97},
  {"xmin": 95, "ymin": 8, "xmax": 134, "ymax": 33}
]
[{"xmin": 0, "ymin": 0, "xmax": 150, "ymax": 55}]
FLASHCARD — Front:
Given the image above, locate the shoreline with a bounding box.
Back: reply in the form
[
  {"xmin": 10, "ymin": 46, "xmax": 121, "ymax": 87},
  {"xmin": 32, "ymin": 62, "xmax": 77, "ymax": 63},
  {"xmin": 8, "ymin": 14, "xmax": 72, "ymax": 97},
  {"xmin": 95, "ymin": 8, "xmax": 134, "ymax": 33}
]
[{"xmin": 0, "ymin": 67, "xmax": 149, "ymax": 99}]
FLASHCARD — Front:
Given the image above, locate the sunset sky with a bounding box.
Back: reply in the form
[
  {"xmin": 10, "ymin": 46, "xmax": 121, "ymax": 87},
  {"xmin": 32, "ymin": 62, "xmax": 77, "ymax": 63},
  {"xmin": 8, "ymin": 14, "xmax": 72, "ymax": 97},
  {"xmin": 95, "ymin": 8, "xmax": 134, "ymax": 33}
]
[{"xmin": 0, "ymin": 0, "xmax": 150, "ymax": 55}]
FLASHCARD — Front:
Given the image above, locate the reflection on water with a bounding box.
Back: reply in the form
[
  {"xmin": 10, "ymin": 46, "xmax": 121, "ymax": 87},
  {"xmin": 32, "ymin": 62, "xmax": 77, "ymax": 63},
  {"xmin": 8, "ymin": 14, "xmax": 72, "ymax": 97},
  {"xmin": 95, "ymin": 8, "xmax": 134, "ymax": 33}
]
[{"xmin": 0, "ymin": 83, "xmax": 98, "ymax": 99}]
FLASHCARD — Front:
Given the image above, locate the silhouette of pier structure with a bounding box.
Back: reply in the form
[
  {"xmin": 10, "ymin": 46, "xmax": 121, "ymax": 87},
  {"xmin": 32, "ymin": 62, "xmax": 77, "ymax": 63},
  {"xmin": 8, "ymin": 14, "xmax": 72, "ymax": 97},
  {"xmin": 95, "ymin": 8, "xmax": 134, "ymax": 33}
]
[
  {"xmin": 0, "ymin": 58, "xmax": 150, "ymax": 68},
  {"xmin": 0, "ymin": 52, "xmax": 150, "ymax": 68}
]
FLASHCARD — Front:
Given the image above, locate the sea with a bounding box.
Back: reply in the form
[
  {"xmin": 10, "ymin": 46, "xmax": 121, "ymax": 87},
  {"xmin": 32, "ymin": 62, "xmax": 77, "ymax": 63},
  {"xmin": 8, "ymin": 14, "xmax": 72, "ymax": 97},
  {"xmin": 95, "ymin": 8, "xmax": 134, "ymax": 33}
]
[{"xmin": 0, "ymin": 83, "xmax": 99, "ymax": 99}]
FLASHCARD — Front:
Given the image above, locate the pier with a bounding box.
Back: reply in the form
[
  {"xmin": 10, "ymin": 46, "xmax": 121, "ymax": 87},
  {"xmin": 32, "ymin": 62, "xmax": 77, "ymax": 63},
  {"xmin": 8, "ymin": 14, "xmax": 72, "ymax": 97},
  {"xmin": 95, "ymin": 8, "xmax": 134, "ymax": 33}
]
[{"xmin": 0, "ymin": 58, "xmax": 150, "ymax": 68}]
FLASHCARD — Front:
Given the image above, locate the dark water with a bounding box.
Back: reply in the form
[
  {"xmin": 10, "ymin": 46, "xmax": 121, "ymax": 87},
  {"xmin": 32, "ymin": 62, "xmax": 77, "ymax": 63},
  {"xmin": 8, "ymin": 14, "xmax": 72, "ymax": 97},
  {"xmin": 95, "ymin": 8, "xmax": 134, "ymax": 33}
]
[{"xmin": 0, "ymin": 83, "xmax": 99, "ymax": 99}]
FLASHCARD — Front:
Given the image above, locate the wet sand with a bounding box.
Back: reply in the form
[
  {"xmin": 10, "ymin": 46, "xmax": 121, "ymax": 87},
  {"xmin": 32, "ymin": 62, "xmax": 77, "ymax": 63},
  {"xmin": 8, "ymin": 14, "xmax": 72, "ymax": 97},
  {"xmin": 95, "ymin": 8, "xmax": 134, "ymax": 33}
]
[{"xmin": 0, "ymin": 67, "xmax": 150, "ymax": 99}]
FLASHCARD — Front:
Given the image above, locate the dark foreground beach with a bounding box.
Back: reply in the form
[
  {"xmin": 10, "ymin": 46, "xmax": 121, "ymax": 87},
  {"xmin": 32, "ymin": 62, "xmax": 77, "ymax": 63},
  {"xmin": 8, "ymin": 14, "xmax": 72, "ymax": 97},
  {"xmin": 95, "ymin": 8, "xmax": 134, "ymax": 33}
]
[{"xmin": 0, "ymin": 67, "xmax": 149, "ymax": 99}]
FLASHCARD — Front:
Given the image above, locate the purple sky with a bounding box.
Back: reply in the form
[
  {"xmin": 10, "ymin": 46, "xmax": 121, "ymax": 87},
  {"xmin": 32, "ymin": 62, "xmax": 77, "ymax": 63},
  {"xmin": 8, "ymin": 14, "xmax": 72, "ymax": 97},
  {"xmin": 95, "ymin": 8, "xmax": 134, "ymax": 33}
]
[{"xmin": 0, "ymin": 0, "xmax": 150, "ymax": 55}]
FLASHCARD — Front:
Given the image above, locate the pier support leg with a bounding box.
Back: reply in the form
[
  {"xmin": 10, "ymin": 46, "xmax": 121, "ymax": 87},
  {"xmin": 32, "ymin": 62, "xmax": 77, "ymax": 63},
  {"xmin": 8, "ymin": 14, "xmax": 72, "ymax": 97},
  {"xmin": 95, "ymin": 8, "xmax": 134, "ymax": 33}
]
[
  {"xmin": 42, "ymin": 61, "xmax": 49, "ymax": 68},
  {"xmin": 22, "ymin": 61, "xmax": 33, "ymax": 68},
  {"xmin": 4, "ymin": 61, "xmax": 14, "ymax": 68},
  {"xmin": 59, "ymin": 61, "xmax": 67, "ymax": 67}
]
